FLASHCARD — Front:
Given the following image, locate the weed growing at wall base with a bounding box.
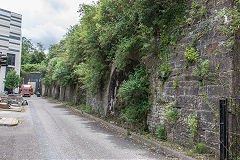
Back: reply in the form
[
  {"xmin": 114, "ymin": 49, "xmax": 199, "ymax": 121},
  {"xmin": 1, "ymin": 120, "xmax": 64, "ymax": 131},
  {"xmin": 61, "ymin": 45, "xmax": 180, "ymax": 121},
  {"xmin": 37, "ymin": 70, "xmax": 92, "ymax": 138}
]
[
  {"xmin": 196, "ymin": 142, "xmax": 207, "ymax": 154},
  {"xmin": 156, "ymin": 124, "xmax": 167, "ymax": 140}
]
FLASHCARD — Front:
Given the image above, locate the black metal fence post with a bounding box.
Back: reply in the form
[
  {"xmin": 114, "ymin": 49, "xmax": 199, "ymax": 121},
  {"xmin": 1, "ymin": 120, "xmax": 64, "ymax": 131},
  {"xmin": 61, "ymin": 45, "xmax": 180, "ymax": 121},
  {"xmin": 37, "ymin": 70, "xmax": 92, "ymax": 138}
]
[{"xmin": 220, "ymin": 99, "xmax": 229, "ymax": 160}]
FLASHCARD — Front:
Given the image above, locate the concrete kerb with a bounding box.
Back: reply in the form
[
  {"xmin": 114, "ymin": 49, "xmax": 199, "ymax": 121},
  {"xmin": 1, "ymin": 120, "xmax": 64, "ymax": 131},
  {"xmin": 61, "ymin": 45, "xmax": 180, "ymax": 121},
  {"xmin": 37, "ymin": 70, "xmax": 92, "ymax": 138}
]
[
  {"xmin": 0, "ymin": 106, "xmax": 24, "ymax": 112},
  {"xmin": 0, "ymin": 117, "xmax": 19, "ymax": 127},
  {"xmin": 65, "ymin": 105, "xmax": 196, "ymax": 160}
]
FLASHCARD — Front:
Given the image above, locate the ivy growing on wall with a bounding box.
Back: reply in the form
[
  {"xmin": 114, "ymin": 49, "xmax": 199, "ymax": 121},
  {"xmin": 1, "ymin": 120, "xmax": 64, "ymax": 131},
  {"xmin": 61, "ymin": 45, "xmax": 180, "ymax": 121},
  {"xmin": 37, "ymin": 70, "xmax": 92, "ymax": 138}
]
[
  {"xmin": 185, "ymin": 113, "xmax": 199, "ymax": 145},
  {"xmin": 216, "ymin": 1, "xmax": 240, "ymax": 50},
  {"xmin": 192, "ymin": 60, "xmax": 209, "ymax": 86},
  {"xmin": 163, "ymin": 102, "xmax": 180, "ymax": 126}
]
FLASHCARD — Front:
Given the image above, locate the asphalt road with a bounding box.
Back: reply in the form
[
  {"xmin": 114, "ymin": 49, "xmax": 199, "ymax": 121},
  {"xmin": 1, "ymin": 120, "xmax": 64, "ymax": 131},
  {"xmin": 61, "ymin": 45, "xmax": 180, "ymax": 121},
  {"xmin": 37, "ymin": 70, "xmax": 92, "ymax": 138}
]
[{"xmin": 0, "ymin": 96, "xmax": 167, "ymax": 160}]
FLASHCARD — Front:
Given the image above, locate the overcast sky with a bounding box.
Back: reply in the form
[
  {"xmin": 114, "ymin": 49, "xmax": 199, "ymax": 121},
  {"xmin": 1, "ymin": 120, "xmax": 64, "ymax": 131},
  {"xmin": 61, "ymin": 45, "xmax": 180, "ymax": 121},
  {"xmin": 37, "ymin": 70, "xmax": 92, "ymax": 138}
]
[{"xmin": 1, "ymin": 0, "xmax": 97, "ymax": 50}]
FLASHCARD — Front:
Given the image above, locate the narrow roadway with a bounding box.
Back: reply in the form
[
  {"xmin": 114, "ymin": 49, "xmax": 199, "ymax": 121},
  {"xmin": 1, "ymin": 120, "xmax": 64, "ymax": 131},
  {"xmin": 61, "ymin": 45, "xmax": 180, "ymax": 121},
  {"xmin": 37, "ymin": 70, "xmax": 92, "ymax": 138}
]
[{"xmin": 0, "ymin": 96, "xmax": 166, "ymax": 160}]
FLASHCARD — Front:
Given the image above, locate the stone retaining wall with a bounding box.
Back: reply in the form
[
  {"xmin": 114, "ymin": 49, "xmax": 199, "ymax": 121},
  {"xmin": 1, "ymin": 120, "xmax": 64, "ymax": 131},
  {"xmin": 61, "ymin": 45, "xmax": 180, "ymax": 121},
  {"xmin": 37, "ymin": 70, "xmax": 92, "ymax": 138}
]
[
  {"xmin": 85, "ymin": 0, "xmax": 239, "ymax": 153},
  {"xmin": 147, "ymin": 0, "xmax": 238, "ymax": 151},
  {"xmin": 43, "ymin": 84, "xmax": 85, "ymax": 106}
]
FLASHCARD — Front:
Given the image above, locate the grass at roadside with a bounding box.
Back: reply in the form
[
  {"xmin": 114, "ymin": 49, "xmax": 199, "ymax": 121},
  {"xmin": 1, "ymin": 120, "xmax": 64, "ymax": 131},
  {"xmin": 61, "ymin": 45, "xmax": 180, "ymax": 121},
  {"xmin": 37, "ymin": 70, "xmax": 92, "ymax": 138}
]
[{"xmin": 21, "ymin": 108, "xmax": 25, "ymax": 112}]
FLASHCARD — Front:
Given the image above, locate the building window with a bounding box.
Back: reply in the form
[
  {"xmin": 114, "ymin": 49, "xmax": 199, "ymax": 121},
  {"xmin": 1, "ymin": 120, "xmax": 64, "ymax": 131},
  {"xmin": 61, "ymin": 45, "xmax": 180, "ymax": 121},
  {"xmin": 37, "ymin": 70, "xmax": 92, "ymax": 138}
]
[
  {"xmin": 11, "ymin": 19, "xmax": 21, "ymax": 23},
  {"xmin": 0, "ymin": 44, "xmax": 8, "ymax": 48},
  {"xmin": 10, "ymin": 23, "xmax": 21, "ymax": 28},
  {"xmin": 9, "ymin": 48, "xmax": 20, "ymax": 52},
  {"xmin": 10, "ymin": 32, "xmax": 21, "ymax": 36},
  {"xmin": 11, "ymin": 16, "xmax": 21, "ymax": 20},
  {"xmin": 0, "ymin": 38, "xmax": 8, "ymax": 41},
  {"xmin": 0, "ymin": 8, "xmax": 11, "ymax": 14},
  {"xmin": 0, "ymin": 24, "xmax": 10, "ymax": 28},
  {"xmin": 9, "ymin": 35, "xmax": 20, "ymax": 40},
  {"xmin": 0, "ymin": 34, "xmax": 9, "ymax": 38},
  {"xmin": 0, "ymin": 13, "xmax": 10, "ymax": 19},
  {"xmin": 7, "ymin": 53, "xmax": 15, "ymax": 66},
  {"xmin": 0, "ymin": 17, "xmax": 10, "ymax": 22},
  {"xmin": 9, "ymin": 42, "xmax": 20, "ymax": 45}
]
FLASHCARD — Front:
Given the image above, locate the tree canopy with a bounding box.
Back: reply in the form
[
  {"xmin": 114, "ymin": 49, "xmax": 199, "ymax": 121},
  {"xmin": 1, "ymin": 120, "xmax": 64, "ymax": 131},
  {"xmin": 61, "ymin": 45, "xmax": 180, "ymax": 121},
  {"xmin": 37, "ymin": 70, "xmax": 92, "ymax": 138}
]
[
  {"xmin": 21, "ymin": 37, "xmax": 46, "ymax": 76},
  {"xmin": 40, "ymin": 0, "xmax": 187, "ymax": 94},
  {"xmin": 4, "ymin": 69, "xmax": 21, "ymax": 91}
]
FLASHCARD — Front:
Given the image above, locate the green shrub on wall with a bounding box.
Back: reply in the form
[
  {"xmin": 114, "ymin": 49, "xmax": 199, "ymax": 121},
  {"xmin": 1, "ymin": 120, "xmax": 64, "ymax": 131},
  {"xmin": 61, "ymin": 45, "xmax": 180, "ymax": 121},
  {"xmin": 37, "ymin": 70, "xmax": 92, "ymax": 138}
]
[
  {"xmin": 163, "ymin": 102, "xmax": 180, "ymax": 125},
  {"xmin": 118, "ymin": 65, "xmax": 150, "ymax": 128},
  {"xmin": 158, "ymin": 63, "xmax": 172, "ymax": 82}
]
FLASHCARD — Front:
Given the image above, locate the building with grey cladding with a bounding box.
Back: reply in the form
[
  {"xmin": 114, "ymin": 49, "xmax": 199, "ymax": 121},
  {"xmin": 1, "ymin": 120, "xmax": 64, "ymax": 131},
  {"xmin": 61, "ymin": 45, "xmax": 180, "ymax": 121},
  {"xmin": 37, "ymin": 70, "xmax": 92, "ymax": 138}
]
[{"xmin": 0, "ymin": 8, "xmax": 22, "ymax": 93}]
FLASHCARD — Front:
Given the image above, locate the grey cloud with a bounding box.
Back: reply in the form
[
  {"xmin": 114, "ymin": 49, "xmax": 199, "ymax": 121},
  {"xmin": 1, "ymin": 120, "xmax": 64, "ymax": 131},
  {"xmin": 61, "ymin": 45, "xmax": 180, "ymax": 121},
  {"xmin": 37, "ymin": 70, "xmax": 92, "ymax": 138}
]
[
  {"xmin": 46, "ymin": 0, "xmax": 65, "ymax": 11},
  {"xmin": 32, "ymin": 36, "xmax": 58, "ymax": 49}
]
